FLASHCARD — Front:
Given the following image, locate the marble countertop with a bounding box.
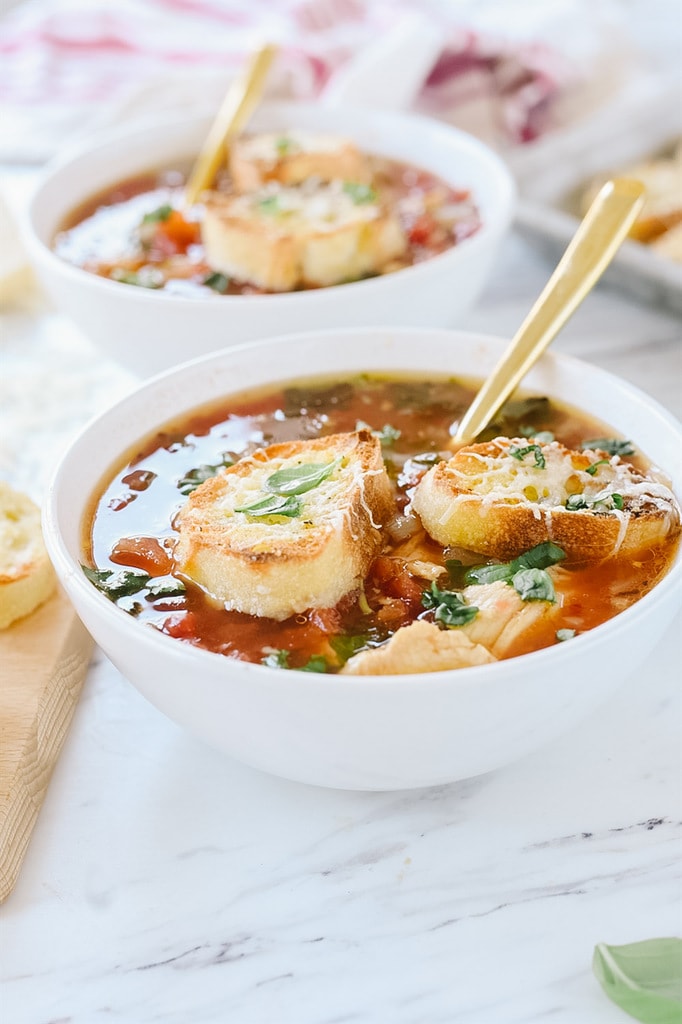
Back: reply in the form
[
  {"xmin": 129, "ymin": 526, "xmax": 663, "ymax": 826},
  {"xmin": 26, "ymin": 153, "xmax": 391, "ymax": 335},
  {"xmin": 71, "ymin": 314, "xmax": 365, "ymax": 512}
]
[{"xmin": 1, "ymin": 185, "xmax": 681, "ymax": 1023}]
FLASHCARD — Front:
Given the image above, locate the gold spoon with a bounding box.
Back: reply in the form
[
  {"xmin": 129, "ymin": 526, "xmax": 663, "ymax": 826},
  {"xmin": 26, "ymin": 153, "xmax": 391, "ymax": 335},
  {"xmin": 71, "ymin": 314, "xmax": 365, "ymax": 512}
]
[
  {"xmin": 452, "ymin": 178, "xmax": 646, "ymax": 446},
  {"xmin": 184, "ymin": 43, "xmax": 277, "ymax": 207}
]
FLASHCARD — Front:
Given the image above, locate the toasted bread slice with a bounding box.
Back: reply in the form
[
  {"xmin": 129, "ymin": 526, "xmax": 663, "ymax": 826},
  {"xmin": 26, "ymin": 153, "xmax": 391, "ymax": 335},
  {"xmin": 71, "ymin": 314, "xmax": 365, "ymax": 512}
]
[
  {"xmin": 651, "ymin": 221, "xmax": 682, "ymax": 262},
  {"xmin": 582, "ymin": 157, "xmax": 682, "ymax": 244},
  {"xmin": 412, "ymin": 437, "xmax": 681, "ymax": 562},
  {"xmin": 0, "ymin": 480, "xmax": 56, "ymax": 629},
  {"xmin": 340, "ymin": 619, "xmax": 496, "ymax": 675},
  {"xmin": 174, "ymin": 430, "xmax": 394, "ymax": 620},
  {"xmin": 229, "ymin": 131, "xmax": 372, "ymax": 192},
  {"xmin": 202, "ymin": 181, "xmax": 407, "ymax": 291}
]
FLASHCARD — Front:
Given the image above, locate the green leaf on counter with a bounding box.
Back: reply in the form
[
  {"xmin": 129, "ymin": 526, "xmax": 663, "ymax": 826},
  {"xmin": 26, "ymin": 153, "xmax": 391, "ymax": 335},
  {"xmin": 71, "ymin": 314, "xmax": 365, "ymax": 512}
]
[{"xmin": 592, "ymin": 938, "xmax": 682, "ymax": 1024}]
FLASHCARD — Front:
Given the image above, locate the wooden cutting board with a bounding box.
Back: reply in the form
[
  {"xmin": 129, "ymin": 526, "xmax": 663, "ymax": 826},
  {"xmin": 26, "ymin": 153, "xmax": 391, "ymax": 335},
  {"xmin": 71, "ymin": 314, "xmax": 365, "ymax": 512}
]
[{"xmin": 0, "ymin": 588, "xmax": 93, "ymax": 903}]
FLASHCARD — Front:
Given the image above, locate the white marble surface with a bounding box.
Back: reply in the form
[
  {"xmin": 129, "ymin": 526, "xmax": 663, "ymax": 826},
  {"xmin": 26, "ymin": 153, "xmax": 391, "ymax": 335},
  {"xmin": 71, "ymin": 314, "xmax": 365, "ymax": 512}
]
[{"xmin": 1, "ymin": 180, "xmax": 681, "ymax": 1023}]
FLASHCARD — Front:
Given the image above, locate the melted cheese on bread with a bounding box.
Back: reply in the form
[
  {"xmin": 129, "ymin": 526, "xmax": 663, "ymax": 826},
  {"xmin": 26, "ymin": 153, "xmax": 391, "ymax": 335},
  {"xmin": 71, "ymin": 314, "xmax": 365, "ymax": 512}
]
[
  {"xmin": 412, "ymin": 437, "xmax": 680, "ymax": 562},
  {"xmin": 202, "ymin": 180, "xmax": 407, "ymax": 291},
  {"xmin": 0, "ymin": 480, "xmax": 56, "ymax": 629},
  {"xmin": 229, "ymin": 131, "xmax": 371, "ymax": 192},
  {"xmin": 174, "ymin": 430, "xmax": 394, "ymax": 620}
]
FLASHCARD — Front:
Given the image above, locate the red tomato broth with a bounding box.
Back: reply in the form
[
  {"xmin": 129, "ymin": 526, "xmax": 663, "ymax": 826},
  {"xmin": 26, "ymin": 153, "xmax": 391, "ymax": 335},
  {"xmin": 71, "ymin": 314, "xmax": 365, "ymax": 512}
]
[
  {"xmin": 53, "ymin": 155, "xmax": 481, "ymax": 296},
  {"xmin": 82, "ymin": 373, "xmax": 679, "ymax": 672}
]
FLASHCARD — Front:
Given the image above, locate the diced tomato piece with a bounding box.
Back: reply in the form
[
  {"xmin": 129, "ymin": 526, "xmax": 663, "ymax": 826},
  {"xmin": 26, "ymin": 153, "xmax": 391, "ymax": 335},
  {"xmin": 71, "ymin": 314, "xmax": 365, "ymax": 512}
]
[
  {"xmin": 163, "ymin": 611, "xmax": 198, "ymax": 640},
  {"xmin": 152, "ymin": 211, "xmax": 201, "ymax": 255},
  {"xmin": 110, "ymin": 536, "xmax": 173, "ymax": 575},
  {"xmin": 370, "ymin": 556, "xmax": 425, "ymax": 606},
  {"xmin": 408, "ymin": 214, "xmax": 435, "ymax": 246}
]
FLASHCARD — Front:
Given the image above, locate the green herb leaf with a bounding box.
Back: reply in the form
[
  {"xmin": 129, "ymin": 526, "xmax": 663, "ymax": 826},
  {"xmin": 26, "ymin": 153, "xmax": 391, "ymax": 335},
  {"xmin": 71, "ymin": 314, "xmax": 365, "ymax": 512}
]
[
  {"xmin": 519, "ymin": 425, "xmax": 555, "ymax": 443},
  {"xmin": 343, "ymin": 182, "xmax": 377, "ymax": 204},
  {"xmin": 110, "ymin": 267, "xmax": 164, "ymax": 289},
  {"xmin": 300, "ymin": 655, "xmax": 328, "ymax": 673},
  {"xmin": 412, "ymin": 452, "xmax": 442, "ymax": 466},
  {"xmin": 376, "ymin": 424, "xmax": 401, "ymax": 446},
  {"xmin": 556, "ymin": 628, "xmax": 576, "ymax": 642},
  {"xmin": 146, "ymin": 576, "xmax": 186, "ymax": 599},
  {"xmin": 235, "ymin": 494, "xmax": 302, "ymax": 517},
  {"xmin": 582, "ymin": 437, "xmax": 635, "ymax": 457},
  {"xmin": 512, "ymin": 567, "xmax": 556, "ymax": 603},
  {"xmin": 141, "ymin": 204, "xmax": 173, "ymax": 225},
  {"xmin": 266, "ymin": 459, "xmax": 340, "ymax": 496},
  {"xmin": 585, "ymin": 458, "xmax": 611, "ymax": 476},
  {"xmin": 275, "ymin": 136, "xmax": 293, "ymax": 154},
  {"xmin": 509, "ymin": 443, "xmax": 546, "ymax": 469},
  {"xmin": 258, "ymin": 195, "xmax": 281, "ymax": 215},
  {"xmin": 566, "ymin": 494, "xmax": 590, "ymax": 511},
  {"xmin": 82, "ymin": 565, "xmax": 150, "ymax": 600},
  {"xmin": 593, "ymin": 938, "xmax": 682, "ymax": 1024},
  {"xmin": 178, "ymin": 457, "xmax": 233, "ymax": 495},
  {"xmin": 203, "ymin": 271, "xmax": 230, "ymax": 294},
  {"xmin": 596, "ymin": 492, "xmax": 624, "ymax": 511},
  {"xmin": 262, "ymin": 650, "xmax": 290, "ymax": 668},
  {"xmin": 510, "ymin": 542, "xmax": 566, "ymax": 574},
  {"xmin": 422, "ymin": 582, "xmax": 478, "ymax": 627},
  {"xmin": 330, "ymin": 634, "xmax": 370, "ymax": 665},
  {"xmin": 464, "ymin": 562, "xmax": 513, "ymax": 586}
]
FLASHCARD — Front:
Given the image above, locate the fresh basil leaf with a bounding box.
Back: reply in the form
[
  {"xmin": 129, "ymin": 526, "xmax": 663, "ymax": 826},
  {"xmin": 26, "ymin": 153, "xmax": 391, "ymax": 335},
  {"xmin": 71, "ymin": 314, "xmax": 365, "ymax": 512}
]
[
  {"xmin": 203, "ymin": 271, "xmax": 230, "ymax": 294},
  {"xmin": 582, "ymin": 437, "xmax": 635, "ymax": 457},
  {"xmin": 110, "ymin": 267, "xmax": 164, "ymax": 289},
  {"xmin": 178, "ymin": 457, "xmax": 233, "ymax": 495},
  {"xmin": 498, "ymin": 395, "xmax": 550, "ymax": 422},
  {"xmin": 330, "ymin": 634, "xmax": 370, "ymax": 664},
  {"xmin": 422, "ymin": 582, "xmax": 478, "ymax": 627},
  {"xmin": 585, "ymin": 458, "xmax": 611, "ymax": 476},
  {"xmin": 594, "ymin": 492, "xmax": 624, "ymax": 511},
  {"xmin": 556, "ymin": 628, "xmax": 576, "ymax": 642},
  {"xmin": 519, "ymin": 425, "xmax": 555, "ymax": 443},
  {"xmin": 141, "ymin": 204, "xmax": 173, "ymax": 225},
  {"xmin": 266, "ymin": 458, "xmax": 340, "ymax": 496},
  {"xmin": 235, "ymin": 494, "xmax": 302, "ymax": 517},
  {"xmin": 512, "ymin": 567, "xmax": 555, "ymax": 602},
  {"xmin": 593, "ymin": 938, "xmax": 682, "ymax": 1024},
  {"xmin": 258, "ymin": 195, "xmax": 281, "ymax": 215},
  {"xmin": 343, "ymin": 182, "xmax": 377, "ymax": 204},
  {"xmin": 300, "ymin": 655, "xmax": 328, "ymax": 673},
  {"xmin": 262, "ymin": 649, "xmax": 290, "ymax": 668},
  {"xmin": 376, "ymin": 424, "xmax": 401, "ymax": 446},
  {"xmin": 509, "ymin": 443, "xmax": 546, "ymax": 469},
  {"xmin": 82, "ymin": 565, "xmax": 150, "ymax": 600},
  {"xmin": 566, "ymin": 494, "xmax": 590, "ymax": 511},
  {"xmin": 510, "ymin": 542, "xmax": 566, "ymax": 573},
  {"xmin": 464, "ymin": 562, "xmax": 513, "ymax": 586},
  {"xmin": 146, "ymin": 577, "xmax": 186, "ymax": 599}
]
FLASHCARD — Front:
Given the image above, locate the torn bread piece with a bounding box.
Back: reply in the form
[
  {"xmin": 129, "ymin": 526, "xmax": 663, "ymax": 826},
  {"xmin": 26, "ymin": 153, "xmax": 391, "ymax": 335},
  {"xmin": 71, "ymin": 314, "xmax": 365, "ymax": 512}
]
[
  {"xmin": 340, "ymin": 619, "xmax": 496, "ymax": 675},
  {"xmin": 229, "ymin": 130, "xmax": 372, "ymax": 192},
  {"xmin": 412, "ymin": 437, "xmax": 680, "ymax": 562},
  {"xmin": 0, "ymin": 480, "xmax": 56, "ymax": 629},
  {"xmin": 174, "ymin": 430, "xmax": 394, "ymax": 620},
  {"xmin": 202, "ymin": 180, "xmax": 407, "ymax": 291}
]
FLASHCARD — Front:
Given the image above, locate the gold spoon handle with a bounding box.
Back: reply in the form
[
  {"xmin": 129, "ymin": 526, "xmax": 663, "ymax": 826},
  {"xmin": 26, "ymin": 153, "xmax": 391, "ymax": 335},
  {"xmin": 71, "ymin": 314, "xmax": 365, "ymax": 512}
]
[
  {"xmin": 185, "ymin": 44, "xmax": 277, "ymax": 207},
  {"xmin": 452, "ymin": 177, "xmax": 646, "ymax": 446}
]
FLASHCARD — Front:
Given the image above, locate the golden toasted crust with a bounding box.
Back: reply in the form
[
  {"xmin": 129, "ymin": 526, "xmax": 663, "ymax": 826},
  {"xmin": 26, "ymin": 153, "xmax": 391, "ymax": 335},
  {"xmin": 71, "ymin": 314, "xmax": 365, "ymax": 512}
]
[
  {"xmin": 174, "ymin": 431, "xmax": 394, "ymax": 620},
  {"xmin": 0, "ymin": 480, "xmax": 56, "ymax": 629},
  {"xmin": 229, "ymin": 132, "xmax": 372, "ymax": 191},
  {"xmin": 201, "ymin": 183, "xmax": 407, "ymax": 291},
  {"xmin": 340, "ymin": 619, "xmax": 496, "ymax": 675},
  {"xmin": 411, "ymin": 437, "xmax": 681, "ymax": 563}
]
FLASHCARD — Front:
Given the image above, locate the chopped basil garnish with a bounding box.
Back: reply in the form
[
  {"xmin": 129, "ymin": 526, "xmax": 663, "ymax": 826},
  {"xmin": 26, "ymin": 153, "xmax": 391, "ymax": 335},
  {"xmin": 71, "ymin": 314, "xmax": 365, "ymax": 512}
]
[
  {"xmin": 82, "ymin": 565, "xmax": 150, "ymax": 600},
  {"xmin": 566, "ymin": 491, "xmax": 624, "ymax": 512},
  {"xmin": 519, "ymin": 426, "xmax": 555, "ymax": 443},
  {"xmin": 330, "ymin": 634, "xmax": 370, "ymax": 664},
  {"xmin": 178, "ymin": 457, "xmax": 233, "ymax": 495},
  {"xmin": 512, "ymin": 567, "xmax": 556, "ymax": 603},
  {"xmin": 582, "ymin": 437, "xmax": 635, "ymax": 457},
  {"xmin": 266, "ymin": 458, "xmax": 340, "ymax": 496},
  {"xmin": 203, "ymin": 271, "xmax": 230, "ymax": 294},
  {"xmin": 343, "ymin": 182, "xmax": 377, "ymax": 204},
  {"xmin": 422, "ymin": 582, "xmax": 478, "ymax": 627},
  {"xmin": 141, "ymin": 204, "xmax": 173, "ymax": 225},
  {"xmin": 566, "ymin": 494, "xmax": 589, "ymax": 511},
  {"xmin": 556, "ymin": 628, "xmax": 576, "ymax": 642},
  {"xmin": 262, "ymin": 650, "xmax": 290, "ymax": 668},
  {"xmin": 110, "ymin": 267, "xmax": 164, "ymax": 289},
  {"xmin": 258, "ymin": 195, "xmax": 281, "ymax": 215},
  {"xmin": 235, "ymin": 494, "xmax": 302, "ymax": 517},
  {"xmin": 146, "ymin": 577, "xmax": 186, "ymax": 599},
  {"xmin": 300, "ymin": 655, "xmax": 328, "ymax": 673},
  {"xmin": 275, "ymin": 136, "xmax": 293, "ymax": 154},
  {"xmin": 585, "ymin": 458, "xmax": 611, "ymax": 476},
  {"xmin": 509, "ymin": 443, "xmax": 546, "ymax": 469},
  {"xmin": 464, "ymin": 543, "xmax": 565, "ymax": 603}
]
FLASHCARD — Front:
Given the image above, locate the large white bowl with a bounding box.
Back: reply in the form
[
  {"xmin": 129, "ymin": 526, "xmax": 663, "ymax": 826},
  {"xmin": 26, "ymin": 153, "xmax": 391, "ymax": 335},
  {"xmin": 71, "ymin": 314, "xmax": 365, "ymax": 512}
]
[
  {"xmin": 24, "ymin": 103, "xmax": 514, "ymax": 377},
  {"xmin": 43, "ymin": 328, "xmax": 682, "ymax": 790}
]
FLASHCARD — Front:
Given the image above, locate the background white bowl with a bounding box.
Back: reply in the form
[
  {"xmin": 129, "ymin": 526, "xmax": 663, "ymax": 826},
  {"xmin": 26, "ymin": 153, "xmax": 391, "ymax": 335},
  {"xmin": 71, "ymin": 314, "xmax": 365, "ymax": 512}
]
[
  {"xmin": 43, "ymin": 328, "xmax": 682, "ymax": 790},
  {"xmin": 24, "ymin": 103, "xmax": 515, "ymax": 377}
]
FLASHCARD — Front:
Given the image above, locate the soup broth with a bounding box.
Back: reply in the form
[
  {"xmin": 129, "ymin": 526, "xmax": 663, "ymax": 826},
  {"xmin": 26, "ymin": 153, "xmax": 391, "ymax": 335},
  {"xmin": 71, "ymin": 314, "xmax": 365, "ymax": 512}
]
[{"xmin": 83, "ymin": 374, "xmax": 680, "ymax": 673}]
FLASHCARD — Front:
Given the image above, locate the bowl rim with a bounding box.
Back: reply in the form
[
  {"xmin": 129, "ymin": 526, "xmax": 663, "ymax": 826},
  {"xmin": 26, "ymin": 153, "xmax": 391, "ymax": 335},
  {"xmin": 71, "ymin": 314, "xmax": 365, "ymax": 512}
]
[
  {"xmin": 24, "ymin": 100, "xmax": 516, "ymax": 308},
  {"xmin": 43, "ymin": 326, "xmax": 682, "ymax": 687}
]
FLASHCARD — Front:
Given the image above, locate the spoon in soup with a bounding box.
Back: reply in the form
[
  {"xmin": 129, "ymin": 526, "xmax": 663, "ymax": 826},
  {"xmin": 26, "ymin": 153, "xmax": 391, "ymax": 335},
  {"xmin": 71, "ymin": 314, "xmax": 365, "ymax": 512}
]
[
  {"xmin": 451, "ymin": 177, "xmax": 646, "ymax": 446},
  {"xmin": 184, "ymin": 43, "xmax": 277, "ymax": 207}
]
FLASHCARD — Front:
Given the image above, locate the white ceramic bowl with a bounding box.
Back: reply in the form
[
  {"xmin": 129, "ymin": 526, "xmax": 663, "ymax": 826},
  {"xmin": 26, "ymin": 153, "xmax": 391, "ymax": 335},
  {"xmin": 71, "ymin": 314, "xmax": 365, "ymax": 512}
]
[
  {"xmin": 24, "ymin": 103, "xmax": 515, "ymax": 378},
  {"xmin": 43, "ymin": 328, "xmax": 682, "ymax": 790}
]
